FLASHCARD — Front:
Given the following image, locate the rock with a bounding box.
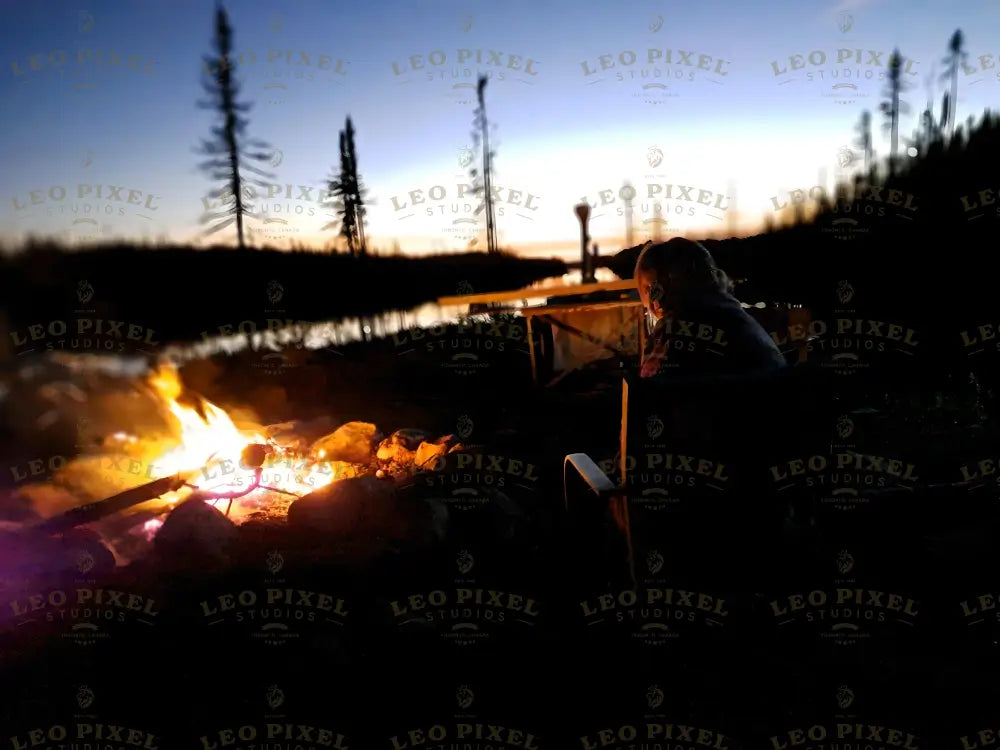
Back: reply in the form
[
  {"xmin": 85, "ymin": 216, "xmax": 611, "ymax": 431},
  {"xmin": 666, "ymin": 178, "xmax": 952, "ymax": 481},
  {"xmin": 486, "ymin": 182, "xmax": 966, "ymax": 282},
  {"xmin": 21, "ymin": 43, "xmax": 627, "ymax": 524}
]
[
  {"xmin": 376, "ymin": 428, "xmax": 435, "ymax": 465},
  {"xmin": 422, "ymin": 498, "xmax": 449, "ymax": 544},
  {"xmin": 0, "ymin": 490, "xmax": 40, "ymax": 524},
  {"xmin": 310, "ymin": 422, "xmax": 382, "ymax": 465},
  {"xmin": 376, "ymin": 441, "xmax": 413, "ymax": 465},
  {"xmin": 436, "ymin": 434, "xmax": 464, "ymax": 453},
  {"xmin": 287, "ymin": 476, "xmax": 397, "ymax": 533},
  {"xmin": 59, "ymin": 528, "xmax": 117, "ymax": 578},
  {"xmin": 263, "ymin": 416, "xmax": 337, "ymax": 454},
  {"xmin": 375, "ymin": 442, "xmax": 412, "ymax": 464},
  {"xmin": 287, "ymin": 476, "xmax": 448, "ymax": 550},
  {"xmin": 413, "ymin": 440, "xmax": 448, "ymax": 470},
  {"xmin": 154, "ymin": 494, "xmax": 238, "ymax": 571},
  {"xmin": 0, "ymin": 528, "xmax": 68, "ymax": 591},
  {"xmin": 417, "ymin": 482, "xmax": 527, "ymax": 546},
  {"xmin": 0, "ymin": 526, "xmax": 115, "ymax": 590},
  {"xmin": 386, "ymin": 429, "xmax": 432, "ymax": 452}
]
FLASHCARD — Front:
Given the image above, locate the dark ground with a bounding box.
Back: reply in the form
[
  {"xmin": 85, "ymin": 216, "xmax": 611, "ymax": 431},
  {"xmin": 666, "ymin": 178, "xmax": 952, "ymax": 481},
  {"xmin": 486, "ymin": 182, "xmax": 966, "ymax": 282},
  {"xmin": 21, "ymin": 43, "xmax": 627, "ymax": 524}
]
[{"xmin": 0, "ymin": 336, "xmax": 997, "ymax": 746}]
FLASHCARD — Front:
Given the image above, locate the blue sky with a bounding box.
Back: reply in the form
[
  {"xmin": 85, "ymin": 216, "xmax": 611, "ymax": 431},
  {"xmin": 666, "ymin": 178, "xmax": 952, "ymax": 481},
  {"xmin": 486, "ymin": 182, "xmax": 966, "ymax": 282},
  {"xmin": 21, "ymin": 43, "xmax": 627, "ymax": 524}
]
[{"xmin": 2, "ymin": 0, "xmax": 999, "ymax": 256}]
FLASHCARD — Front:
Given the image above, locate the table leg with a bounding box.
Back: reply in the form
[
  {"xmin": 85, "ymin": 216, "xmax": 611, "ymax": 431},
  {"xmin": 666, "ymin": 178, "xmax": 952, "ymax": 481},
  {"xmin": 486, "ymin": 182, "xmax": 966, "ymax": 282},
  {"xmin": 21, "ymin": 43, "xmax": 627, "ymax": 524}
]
[{"xmin": 526, "ymin": 315, "xmax": 538, "ymax": 386}]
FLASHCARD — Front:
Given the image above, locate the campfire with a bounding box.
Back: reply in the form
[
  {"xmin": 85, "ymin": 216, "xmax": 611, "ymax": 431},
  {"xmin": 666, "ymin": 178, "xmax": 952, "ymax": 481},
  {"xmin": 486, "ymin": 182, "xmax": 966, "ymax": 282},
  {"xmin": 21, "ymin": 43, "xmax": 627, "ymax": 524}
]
[{"xmin": 2, "ymin": 362, "xmax": 461, "ymax": 578}]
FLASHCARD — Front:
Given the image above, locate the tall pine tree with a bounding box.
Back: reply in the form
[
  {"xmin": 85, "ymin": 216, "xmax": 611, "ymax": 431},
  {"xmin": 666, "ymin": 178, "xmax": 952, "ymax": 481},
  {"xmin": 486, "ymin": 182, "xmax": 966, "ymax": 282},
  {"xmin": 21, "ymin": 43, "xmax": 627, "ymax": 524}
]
[
  {"xmin": 879, "ymin": 49, "xmax": 910, "ymax": 176},
  {"xmin": 324, "ymin": 116, "xmax": 368, "ymax": 256},
  {"xmin": 469, "ymin": 75, "xmax": 498, "ymax": 254},
  {"xmin": 941, "ymin": 29, "xmax": 967, "ymax": 138},
  {"xmin": 196, "ymin": 2, "xmax": 274, "ymax": 249}
]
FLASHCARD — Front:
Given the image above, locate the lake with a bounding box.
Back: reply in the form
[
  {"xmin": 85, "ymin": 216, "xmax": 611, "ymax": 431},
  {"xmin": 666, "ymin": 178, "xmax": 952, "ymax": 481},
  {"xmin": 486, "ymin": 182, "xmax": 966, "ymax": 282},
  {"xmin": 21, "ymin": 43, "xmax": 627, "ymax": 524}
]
[{"xmin": 157, "ymin": 267, "xmax": 623, "ymax": 366}]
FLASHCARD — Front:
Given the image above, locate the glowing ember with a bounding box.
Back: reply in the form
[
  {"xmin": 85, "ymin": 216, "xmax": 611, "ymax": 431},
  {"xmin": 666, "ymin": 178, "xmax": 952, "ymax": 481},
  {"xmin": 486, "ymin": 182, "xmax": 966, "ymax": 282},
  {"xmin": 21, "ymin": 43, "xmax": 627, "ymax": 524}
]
[{"xmin": 141, "ymin": 517, "xmax": 164, "ymax": 540}]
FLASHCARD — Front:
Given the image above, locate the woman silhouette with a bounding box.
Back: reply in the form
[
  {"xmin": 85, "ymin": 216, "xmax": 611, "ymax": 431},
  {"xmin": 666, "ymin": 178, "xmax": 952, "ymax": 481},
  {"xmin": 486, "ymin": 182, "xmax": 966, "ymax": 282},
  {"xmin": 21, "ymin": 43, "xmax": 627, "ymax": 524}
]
[{"xmin": 634, "ymin": 237, "xmax": 786, "ymax": 379}]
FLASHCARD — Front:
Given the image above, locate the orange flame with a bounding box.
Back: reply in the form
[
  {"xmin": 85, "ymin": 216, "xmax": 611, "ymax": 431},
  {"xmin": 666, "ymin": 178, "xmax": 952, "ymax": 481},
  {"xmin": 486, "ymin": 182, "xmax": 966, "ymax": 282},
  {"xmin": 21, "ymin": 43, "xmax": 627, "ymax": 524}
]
[{"xmin": 139, "ymin": 363, "xmax": 339, "ymax": 529}]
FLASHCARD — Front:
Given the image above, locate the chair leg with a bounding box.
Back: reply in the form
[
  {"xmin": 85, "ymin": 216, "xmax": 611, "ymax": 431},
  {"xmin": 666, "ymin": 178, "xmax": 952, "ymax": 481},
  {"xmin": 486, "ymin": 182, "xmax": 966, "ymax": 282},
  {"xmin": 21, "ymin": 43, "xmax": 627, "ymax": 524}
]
[{"xmin": 608, "ymin": 491, "xmax": 636, "ymax": 589}]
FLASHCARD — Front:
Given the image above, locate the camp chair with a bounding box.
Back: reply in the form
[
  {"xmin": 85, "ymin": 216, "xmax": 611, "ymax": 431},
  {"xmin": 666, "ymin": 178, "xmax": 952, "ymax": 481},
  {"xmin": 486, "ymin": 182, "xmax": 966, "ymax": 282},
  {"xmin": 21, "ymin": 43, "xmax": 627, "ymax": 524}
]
[{"xmin": 563, "ymin": 365, "xmax": 836, "ymax": 588}]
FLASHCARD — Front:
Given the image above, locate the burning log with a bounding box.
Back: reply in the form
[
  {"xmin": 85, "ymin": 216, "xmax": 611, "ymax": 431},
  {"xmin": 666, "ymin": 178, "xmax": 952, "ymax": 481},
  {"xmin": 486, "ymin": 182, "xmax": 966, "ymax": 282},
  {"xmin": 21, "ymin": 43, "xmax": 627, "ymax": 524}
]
[
  {"xmin": 12, "ymin": 357, "xmax": 466, "ymax": 571},
  {"xmin": 31, "ymin": 473, "xmax": 187, "ymax": 536}
]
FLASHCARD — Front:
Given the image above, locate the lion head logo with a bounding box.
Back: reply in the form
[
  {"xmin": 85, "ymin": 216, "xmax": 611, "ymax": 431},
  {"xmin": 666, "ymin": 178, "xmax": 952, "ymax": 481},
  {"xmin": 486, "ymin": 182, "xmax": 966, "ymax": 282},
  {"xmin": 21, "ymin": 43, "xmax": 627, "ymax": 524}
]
[
  {"xmin": 456, "ymin": 685, "xmax": 475, "ymax": 709},
  {"xmin": 459, "ymin": 14, "xmax": 474, "ymax": 33},
  {"xmin": 458, "ymin": 148, "xmax": 475, "ymax": 169},
  {"xmin": 456, "ymin": 549, "xmax": 475, "ymax": 574},
  {"xmin": 646, "ymin": 550, "xmax": 664, "ymax": 575},
  {"xmin": 265, "ymin": 550, "xmax": 284, "ymax": 574},
  {"xmin": 266, "ymin": 280, "xmax": 284, "ymax": 304},
  {"xmin": 647, "ymin": 414, "xmax": 664, "ymax": 439},
  {"xmin": 76, "ymin": 685, "xmax": 95, "ymax": 709},
  {"xmin": 649, "ymin": 14, "xmax": 664, "ymax": 33},
  {"xmin": 76, "ymin": 280, "xmax": 94, "ymax": 305},
  {"xmin": 269, "ymin": 148, "xmax": 284, "ymax": 168},
  {"xmin": 837, "ymin": 146, "xmax": 856, "ymax": 169},
  {"xmin": 836, "ymin": 684, "xmax": 855, "ymax": 709},
  {"xmin": 266, "ymin": 684, "xmax": 284, "ymax": 710},
  {"xmin": 75, "ymin": 550, "xmax": 95, "ymax": 574},
  {"xmin": 647, "ymin": 146, "xmax": 664, "ymax": 169},
  {"xmin": 836, "ymin": 280, "xmax": 854, "ymax": 305},
  {"xmin": 78, "ymin": 10, "xmax": 95, "ymax": 33},
  {"xmin": 836, "ymin": 415, "xmax": 854, "ymax": 439},
  {"xmin": 268, "ymin": 13, "xmax": 284, "ymax": 32},
  {"xmin": 838, "ymin": 12, "xmax": 853, "ymax": 33},
  {"xmin": 457, "ymin": 414, "xmax": 474, "ymax": 440},
  {"xmin": 836, "ymin": 549, "xmax": 855, "ymax": 575},
  {"xmin": 646, "ymin": 684, "xmax": 665, "ymax": 710},
  {"xmin": 456, "ymin": 279, "xmax": 474, "ymax": 295}
]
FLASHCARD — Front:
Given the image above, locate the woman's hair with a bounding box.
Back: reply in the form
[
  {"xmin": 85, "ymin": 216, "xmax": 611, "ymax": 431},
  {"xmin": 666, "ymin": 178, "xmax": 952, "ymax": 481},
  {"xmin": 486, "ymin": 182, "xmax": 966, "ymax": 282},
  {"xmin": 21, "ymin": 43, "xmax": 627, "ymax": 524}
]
[{"xmin": 635, "ymin": 237, "xmax": 734, "ymax": 299}]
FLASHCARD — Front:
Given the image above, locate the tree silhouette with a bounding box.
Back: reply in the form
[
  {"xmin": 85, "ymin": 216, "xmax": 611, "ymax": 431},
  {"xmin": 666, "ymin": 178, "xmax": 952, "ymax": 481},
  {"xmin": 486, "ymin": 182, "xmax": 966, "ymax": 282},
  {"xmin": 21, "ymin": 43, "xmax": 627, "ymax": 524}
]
[
  {"xmin": 469, "ymin": 75, "xmax": 498, "ymax": 255},
  {"xmin": 941, "ymin": 29, "xmax": 967, "ymax": 139},
  {"xmin": 905, "ymin": 106, "xmax": 937, "ymax": 159},
  {"xmin": 879, "ymin": 49, "xmax": 910, "ymax": 176},
  {"xmin": 195, "ymin": 2, "xmax": 274, "ymax": 250},
  {"xmin": 324, "ymin": 116, "xmax": 369, "ymax": 256},
  {"xmin": 854, "ymin": 110, "xmax": 874, "ymax": 174},
  {"xmin": 904, "ymin": 70, "xmax": 945, "ymax": 159}
]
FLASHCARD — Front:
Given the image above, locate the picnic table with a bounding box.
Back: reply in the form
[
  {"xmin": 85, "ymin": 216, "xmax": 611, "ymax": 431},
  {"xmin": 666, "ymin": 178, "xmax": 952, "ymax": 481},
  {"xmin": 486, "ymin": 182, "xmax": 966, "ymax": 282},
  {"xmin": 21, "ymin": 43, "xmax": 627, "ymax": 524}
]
[{"xmin": 439, "ymin": 279, "xmax": 646, "ymax": 386}]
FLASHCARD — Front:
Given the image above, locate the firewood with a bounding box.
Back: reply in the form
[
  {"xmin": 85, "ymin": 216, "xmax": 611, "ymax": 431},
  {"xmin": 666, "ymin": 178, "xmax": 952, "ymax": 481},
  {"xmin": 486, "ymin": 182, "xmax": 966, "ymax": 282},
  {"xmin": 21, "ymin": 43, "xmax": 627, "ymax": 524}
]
[{"xmin": 31, "ymin": 473, "xmax": 187, "ymax": 535}]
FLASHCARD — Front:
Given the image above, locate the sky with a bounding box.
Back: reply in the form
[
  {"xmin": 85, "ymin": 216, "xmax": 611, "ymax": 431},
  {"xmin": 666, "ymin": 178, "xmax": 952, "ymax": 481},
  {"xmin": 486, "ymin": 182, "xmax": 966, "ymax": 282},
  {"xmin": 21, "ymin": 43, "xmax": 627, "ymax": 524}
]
[{"xmin": 2, "ymin": 0, "xmax": 999, "ymax": 259}]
